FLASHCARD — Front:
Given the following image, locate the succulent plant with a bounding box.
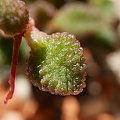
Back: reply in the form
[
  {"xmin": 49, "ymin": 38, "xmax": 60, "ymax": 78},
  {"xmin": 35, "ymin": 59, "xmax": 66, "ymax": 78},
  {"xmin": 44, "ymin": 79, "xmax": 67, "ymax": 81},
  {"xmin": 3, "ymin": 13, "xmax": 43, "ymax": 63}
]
[
  {"xmin": 0, "ymin": 0, "xmax": 86, "ymax": 104},
  {"xmin": 25, "ymin": 27, "xmax": 86, "ymax": 95}
]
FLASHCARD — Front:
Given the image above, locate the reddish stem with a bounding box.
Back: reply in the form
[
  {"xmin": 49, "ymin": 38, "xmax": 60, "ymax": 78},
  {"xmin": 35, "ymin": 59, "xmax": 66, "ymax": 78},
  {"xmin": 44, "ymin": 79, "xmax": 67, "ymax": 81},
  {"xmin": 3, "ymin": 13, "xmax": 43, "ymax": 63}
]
[{"xmin": 4, "ymin": 35, "xmax": 22, "ymax": 104}]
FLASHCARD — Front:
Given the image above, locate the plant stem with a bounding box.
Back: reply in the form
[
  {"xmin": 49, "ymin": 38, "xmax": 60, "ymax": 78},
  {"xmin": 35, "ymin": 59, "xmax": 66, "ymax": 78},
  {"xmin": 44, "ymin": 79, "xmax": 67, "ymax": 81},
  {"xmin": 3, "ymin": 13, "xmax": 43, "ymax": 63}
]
[{"xmin": 4, "ymin": 35, "xmax": 22, "ymax": 104}]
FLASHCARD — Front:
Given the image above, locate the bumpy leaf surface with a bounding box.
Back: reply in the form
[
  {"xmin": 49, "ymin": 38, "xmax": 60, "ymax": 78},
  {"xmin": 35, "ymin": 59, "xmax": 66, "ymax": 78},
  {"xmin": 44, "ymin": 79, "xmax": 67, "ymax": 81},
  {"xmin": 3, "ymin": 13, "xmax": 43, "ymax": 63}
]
[{"xmin": 26, "ymin": 27, "xmax": 86, "ymax": 95}]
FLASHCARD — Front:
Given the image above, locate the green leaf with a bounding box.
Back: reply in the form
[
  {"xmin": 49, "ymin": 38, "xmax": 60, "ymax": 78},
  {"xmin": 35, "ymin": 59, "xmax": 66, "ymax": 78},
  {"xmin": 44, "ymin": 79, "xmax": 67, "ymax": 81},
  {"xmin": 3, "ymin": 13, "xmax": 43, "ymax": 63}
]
[
  {"xmin": 26, "ymin": 27, "xmax": 86, "ymax": 95},
  {"xmin": 49, "ymin": 2, "xmax": 114, "ymax": 36}
]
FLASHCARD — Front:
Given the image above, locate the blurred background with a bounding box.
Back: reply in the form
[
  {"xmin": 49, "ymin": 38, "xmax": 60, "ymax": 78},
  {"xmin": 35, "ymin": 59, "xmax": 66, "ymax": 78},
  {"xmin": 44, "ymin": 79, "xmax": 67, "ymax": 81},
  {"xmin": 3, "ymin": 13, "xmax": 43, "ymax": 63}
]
[{"xmin": 0, "ymin": 0, "xmax": 120, "ymax": 120}]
